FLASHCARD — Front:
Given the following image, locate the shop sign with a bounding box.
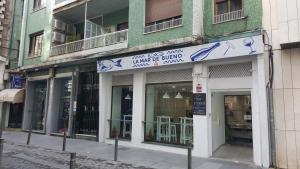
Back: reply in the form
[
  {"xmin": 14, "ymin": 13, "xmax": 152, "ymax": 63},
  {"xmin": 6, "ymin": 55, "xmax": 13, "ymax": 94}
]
[
  {"xmin": 97, "ymin": 35, "xmax": 264, "ymax": 72},
  {"xmin": 11, "ymin": 75, "xmax": 23, "ymax": 89},
  {"xmin": 193, "ymin": 93, "xmax": 206, "ymax": 115},
  {"xmin": 196, "ymin": 84, "xmax": 202, "ymax": 93}
]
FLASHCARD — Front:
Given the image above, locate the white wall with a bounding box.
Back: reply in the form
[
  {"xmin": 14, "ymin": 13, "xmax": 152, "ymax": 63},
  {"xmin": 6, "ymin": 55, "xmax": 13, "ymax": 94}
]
[{"xmin": 262, "ymin": 1, "xmax": 300, "ymax": 168}]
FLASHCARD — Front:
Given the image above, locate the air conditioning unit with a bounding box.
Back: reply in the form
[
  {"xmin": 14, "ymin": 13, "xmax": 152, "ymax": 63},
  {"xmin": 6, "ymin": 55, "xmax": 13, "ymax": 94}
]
[
  {"xmin": 52, "ymin": 31, "xmax": 65, "ymax": 43},
  {"xmin": 53, "ymin": 19, "xmax": 66, "ymax": 31},
  {"xmin": 66, "ymin": 24, "xmax": 76, "ymax": 34}
]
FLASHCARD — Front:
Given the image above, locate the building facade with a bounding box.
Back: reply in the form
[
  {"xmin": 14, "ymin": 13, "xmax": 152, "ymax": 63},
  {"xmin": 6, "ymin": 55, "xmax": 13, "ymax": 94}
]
[
  {"xmin": 263, "ymin": 0, "xmax": 300, "ymax": 169},
  {"xmin": 3, "ymin": 0, "xmax": 275, "ymax": 168}
]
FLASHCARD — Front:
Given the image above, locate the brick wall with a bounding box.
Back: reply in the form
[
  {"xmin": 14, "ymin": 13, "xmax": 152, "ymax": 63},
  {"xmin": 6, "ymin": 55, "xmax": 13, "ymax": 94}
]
[{"xmin": 0, "ymin": 0, "xmax": 13, "ymax": 58}]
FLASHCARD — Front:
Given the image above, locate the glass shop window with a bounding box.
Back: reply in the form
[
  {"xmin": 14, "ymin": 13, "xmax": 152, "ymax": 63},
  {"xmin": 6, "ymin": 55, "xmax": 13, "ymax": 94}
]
[
  {"xmin": 145, "ymin": 82, "xmax": 193, "ymax": 146},
  {"xmin": 110, "ymin": 86, "xmax": 133, "ymax": 140}
]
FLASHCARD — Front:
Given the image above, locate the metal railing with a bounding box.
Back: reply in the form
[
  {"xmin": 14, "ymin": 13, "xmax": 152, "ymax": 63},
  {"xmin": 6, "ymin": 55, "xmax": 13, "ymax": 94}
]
[
  {"xmin": 144, "ymin": 18, "xmax": 183, "ymax": 34},
  {"xmin": 213, "ymin": 10, "xmax": 245, "ymax": 24},
  {"xmin": 50, "ymin": 29, "xmax": 128, "ymax": 56}
]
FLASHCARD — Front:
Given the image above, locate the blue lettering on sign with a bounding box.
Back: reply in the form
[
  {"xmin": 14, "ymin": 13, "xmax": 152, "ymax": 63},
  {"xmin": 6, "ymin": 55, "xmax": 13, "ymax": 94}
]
[{"xmin": 162, "ymin": 49, "xmax": 184, "ymax": 64}]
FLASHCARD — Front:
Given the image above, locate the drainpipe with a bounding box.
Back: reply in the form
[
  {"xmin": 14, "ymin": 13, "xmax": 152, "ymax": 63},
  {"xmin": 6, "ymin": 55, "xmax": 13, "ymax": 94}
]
[{"xmin": 18, "ymin": 0, "xmax": 29, "ymax": 67}]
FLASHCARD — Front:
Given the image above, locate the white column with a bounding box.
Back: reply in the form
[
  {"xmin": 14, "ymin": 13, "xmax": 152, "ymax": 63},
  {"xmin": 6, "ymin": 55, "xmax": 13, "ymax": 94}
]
[
  {"xmin": 131, "ymin": 72, "xmax": 146, "ymax": 144},
  {"xmin": 98, "ymin": 73, "xmax": 112, "ymax": 143},
  {"xmin": 192, "ymin": 63, "xmax": 210, "ymax": 157},
  {"xmin": 252, "ymin": 55, "xmax": 270, "ymax": 167}
]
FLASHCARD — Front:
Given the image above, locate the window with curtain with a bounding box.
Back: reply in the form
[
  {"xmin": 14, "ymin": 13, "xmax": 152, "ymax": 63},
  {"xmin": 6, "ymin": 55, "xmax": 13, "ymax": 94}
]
[
  {"xmin": 29, "ymin": 32, "xmax": 43, "ymax": 57},
  {"xmin": 145, "ymin": 0, "xmax": 183, "ymax": 24}
]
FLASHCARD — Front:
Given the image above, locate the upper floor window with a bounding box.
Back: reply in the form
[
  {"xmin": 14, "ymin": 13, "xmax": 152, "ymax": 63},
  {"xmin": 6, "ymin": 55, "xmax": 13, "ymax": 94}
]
[
  {"xmin": 33, "ymin": 0, "xmax": 45, "ymax": 11},
  {"xmin": 145, "ymin": 0, "xmax": 183, "ymax": 33},
  {"xmin": 214, "ymin": 0, "xmax": 244, "ymax": 24},
  {"xmin": 29, "ymin": 32, "xmax": 43, "ymax": 57}
]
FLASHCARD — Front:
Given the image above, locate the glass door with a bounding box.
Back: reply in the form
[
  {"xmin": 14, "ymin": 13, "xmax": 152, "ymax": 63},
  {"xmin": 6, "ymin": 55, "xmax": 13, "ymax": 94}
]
[
  {"xmin": 75, "ymin": 72, "xmax": 99, "ymax": 138},
  {"xmin": 31, "ymin": 80, "xmax": 47, "ymax": 132}
]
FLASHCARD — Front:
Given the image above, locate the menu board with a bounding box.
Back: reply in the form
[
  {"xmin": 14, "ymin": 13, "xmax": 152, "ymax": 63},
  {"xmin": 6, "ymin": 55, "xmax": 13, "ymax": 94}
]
[{"xmin": 193, "ymin": 93, "xmax": 206, "ymax": 115}]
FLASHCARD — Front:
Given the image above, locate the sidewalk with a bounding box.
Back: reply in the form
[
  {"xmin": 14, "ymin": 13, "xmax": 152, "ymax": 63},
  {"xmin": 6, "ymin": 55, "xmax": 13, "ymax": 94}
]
[{"xmin": 2, "ymin": 131, "xmax": 262, "ymax": 169}]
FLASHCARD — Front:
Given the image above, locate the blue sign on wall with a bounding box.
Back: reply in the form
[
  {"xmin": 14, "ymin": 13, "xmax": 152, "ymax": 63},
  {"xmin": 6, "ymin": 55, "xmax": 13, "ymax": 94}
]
[{"xmin": 11, "ymin": 75, "xmax": 23, "ymax": 89}]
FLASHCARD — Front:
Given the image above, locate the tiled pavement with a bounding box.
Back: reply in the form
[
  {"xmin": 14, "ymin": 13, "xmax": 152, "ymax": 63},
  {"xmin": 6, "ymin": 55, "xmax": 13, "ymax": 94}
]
[{"xmin": 1, "ymin": 131, "xmax": 263, "ymax": 169}]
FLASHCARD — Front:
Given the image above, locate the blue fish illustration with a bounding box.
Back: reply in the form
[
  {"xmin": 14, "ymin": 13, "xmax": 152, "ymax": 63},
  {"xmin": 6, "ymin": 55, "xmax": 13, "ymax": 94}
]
[
  {"xmin": 100, "ymin": 59, "xmax": 122, "ymax": 72},
  {"xmin": 190, "ymin": 42, "xmax": 221, "ymax": 61}
]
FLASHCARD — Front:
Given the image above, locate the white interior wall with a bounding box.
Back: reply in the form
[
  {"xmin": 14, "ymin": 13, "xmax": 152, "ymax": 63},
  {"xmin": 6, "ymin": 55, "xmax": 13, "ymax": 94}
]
[{"xmin": 211, "ymin": 92, "xmax": 225, "ymax": 153}]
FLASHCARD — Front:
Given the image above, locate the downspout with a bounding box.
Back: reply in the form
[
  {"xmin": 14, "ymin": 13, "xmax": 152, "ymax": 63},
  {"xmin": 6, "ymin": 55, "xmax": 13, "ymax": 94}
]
[
  {"xmin": 263, "ymin": 30, "xmax": 276, "ymax": 168},
  {"xmin": 18, "ymin": 0, "xmax": 29, "ymax": 67}
]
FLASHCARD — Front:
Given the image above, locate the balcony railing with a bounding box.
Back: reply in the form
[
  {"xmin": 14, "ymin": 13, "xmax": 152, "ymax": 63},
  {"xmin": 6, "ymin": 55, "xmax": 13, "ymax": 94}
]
[
  {"xmin": 144, "ymin": 18, "xmax": 183, "ymax": 34},
  {"xmin": 213, "ymin": 10, "xmax": 245, "ymax": 24},
  {"xmin": 50, "ymin": 29, "xmax": 128, "ymax": 56}
]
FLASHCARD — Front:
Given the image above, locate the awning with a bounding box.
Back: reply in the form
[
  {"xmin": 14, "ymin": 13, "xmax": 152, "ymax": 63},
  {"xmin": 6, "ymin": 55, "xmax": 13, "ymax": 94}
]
[{"xmin": 0, "ymin": 89, "xmax": 25, "ymax": 104}]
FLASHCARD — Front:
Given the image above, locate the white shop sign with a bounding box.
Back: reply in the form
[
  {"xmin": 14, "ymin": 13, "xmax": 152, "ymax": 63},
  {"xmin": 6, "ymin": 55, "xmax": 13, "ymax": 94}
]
[{"xmin": 97, "ymin": 35, "xmax": 264, "ymax": 72}]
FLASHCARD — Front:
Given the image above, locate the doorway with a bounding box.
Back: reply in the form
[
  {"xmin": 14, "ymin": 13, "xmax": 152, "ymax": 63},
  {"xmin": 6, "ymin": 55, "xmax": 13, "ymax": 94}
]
[
  {"xmin": 211, "ymin": 91, "xmax": 253, "ymax": 163},
  {"xmin": 31, "ymin": 80, "xmax": 48, "ymax": 132},
  {"xmin": 75, "ymin": 72, "xmax": 99, "ymax": 140}
]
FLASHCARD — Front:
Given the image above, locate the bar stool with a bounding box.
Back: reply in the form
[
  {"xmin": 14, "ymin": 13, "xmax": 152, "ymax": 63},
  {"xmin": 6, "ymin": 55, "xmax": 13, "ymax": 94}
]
[
  {"xmin": 180, "ymin": 117, "xmax": 193, "ymax": 144},
  {"xmin": 122, "ymin": 115, "xmax": 132, "ymax": 138},
  {"xmin": 156, "ymin": 116, "xmax": 171, "ymax": 142}
]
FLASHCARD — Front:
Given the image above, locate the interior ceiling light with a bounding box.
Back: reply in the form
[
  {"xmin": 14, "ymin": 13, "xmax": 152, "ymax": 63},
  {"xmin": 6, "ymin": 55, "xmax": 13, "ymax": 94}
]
[
  {"xmin": 175, "ymin": 92, "xmax": 183, "ymax": 99},
  {"xmin": 162, "ymin": 92, "xmax": 170, "ymax": 99}
]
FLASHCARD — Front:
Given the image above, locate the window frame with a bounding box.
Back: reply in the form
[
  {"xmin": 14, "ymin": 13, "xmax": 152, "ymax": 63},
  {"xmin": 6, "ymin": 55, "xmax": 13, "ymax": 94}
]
[
  {"xmin": 28, "ymin": 31, "xmax": 44, "ymax": 58},
  {"xmin": 213, "ymin": 0, "xmax": 245, "ymax": 24},
  {"xmin": 33, "ymin": 0, "xmax": 45, "ymax": 11}
]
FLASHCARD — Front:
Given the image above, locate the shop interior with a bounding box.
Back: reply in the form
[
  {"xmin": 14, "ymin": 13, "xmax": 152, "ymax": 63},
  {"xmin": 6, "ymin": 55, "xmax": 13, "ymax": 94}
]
[
  {"xmin": 110, "ymin": 86, "xmax": 133, "ymax": 139},
  {"xmin": 145, "ymin": 82, "xmax": 193, "ymax": 146},
  {"xmin": 211, "ymin": 91, "xmax": 253, "ymax": 163}
]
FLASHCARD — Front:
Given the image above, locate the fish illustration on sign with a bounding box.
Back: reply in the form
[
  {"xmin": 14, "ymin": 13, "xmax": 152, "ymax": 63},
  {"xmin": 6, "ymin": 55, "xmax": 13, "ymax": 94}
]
[
  {"xmin": 243, "ymin": 37, "xmax": 256, "ymax": 54},
  {"xmin": 190, "ymin": 42, "xmax": 221, "ymax": 61},
  {"xmin": 99, "ymin": 59, "xmax": 122, "ymax": 72}
]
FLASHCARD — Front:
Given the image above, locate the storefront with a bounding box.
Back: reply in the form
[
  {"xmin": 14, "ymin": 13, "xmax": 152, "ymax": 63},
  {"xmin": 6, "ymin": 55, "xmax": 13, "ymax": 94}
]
[
  {"xmin": 22, "ymin": 64, "xmax": 99, "ymax": 141},
  {"xmin": 97, "ymin": 35, "xmax": 271, "ymax": 167}
]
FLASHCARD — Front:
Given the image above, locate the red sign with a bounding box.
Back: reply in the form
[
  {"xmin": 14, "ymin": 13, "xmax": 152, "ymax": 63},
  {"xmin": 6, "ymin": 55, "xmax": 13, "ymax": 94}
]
[{"xmin": 196, "ymin": 84, "xmax": 202, "ymax": 93}]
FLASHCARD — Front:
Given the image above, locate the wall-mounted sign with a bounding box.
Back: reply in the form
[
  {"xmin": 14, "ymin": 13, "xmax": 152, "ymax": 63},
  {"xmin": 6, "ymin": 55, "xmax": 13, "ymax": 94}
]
[
  {"xmin": 11, "ymin": 75, "xmax": 23, "ymax": 89},
  {"xmin": 196, "ymin": 84, "xmax": 202, "ymax": 93},
  {"xmin": 193, "ymin": 93, "xmax": 206, "ymax": 115},
  {"xmin": 97, "ymin": 35, "xmax": 264, "ymax": 72}
]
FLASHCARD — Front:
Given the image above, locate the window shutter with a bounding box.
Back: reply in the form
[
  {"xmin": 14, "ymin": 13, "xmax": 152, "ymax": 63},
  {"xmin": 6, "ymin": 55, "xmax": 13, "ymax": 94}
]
[{"xmin": 146, "ymin": 0, "xmax": 182, "ymax": 24}]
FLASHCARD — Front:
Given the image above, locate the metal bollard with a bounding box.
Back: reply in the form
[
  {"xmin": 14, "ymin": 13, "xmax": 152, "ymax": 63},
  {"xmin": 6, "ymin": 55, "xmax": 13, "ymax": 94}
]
[
  {"xmin": 187, "ymin": 145, "xmax": 192, "ymax": 169},
  {"xmin": 0, "ymin": 139, "xmax": 4, "ymax": 155},
  {"xmin": 114, "ymin": 135, "xmax": 118, "ymax": 161},
  {"xmin": 27, "ymin": 129, "xmax": 32, "ymax": 145},
  {"xmin": 62, "ymin": 129, "xmax": 66, "ymax": 151},
  {"xmin": 69, "ymin": 152, "xmax": 76, "ymax": 169}
]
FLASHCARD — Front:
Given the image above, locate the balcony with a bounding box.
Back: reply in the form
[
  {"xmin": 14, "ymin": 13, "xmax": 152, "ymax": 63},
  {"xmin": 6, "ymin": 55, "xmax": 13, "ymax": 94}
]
[
  {"xmin": 145, "ymin": 17, "xmax": 183, "ymax": 34},
  {"xmin": 213, "ymin": 10, "xmax": 245, "ymax": 24},
  {"xmin": 54, "ymin": 0, "xmax": 80, "ymax": 10},
  {"xmin": 51, "ymin": 0, "xmax": 129, "ymax": 58},
  {"xmin": 50, "ymin": 30, "xmax": 128, "ymax": 56}
]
